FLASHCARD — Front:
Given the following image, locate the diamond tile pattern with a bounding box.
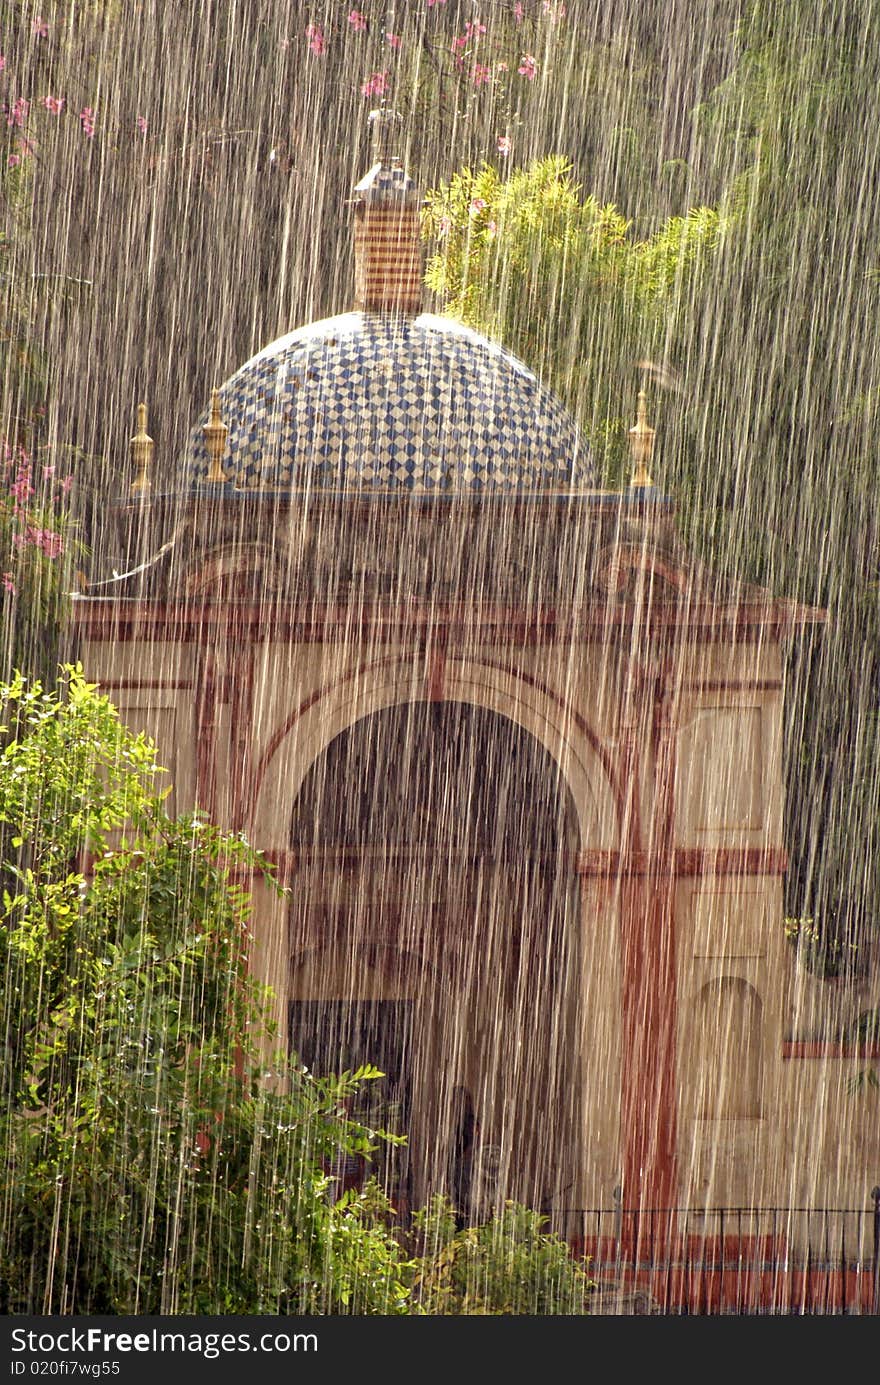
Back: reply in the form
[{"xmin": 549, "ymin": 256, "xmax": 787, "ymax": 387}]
[{"xmin": 186, "ymin": 312, "xmax": 595, "ymax": 495}]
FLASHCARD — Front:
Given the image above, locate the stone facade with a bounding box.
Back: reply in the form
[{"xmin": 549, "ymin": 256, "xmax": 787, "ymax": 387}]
[{"xmin": 72, "ymin": 135, "xmax": 877, "ymax": 1229}]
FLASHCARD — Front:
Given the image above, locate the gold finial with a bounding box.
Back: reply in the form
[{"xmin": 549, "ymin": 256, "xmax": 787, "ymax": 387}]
[
  {"xmin": 204, "ymin": 387, "xmax": 228, "ymax": 483},
  {"xmin": 628, "ymin": 389, "xmax": 655, "ymax": 488},
  {"xmin": 130, "ymin": 401, "xmax": 153, "ymax": 493}
]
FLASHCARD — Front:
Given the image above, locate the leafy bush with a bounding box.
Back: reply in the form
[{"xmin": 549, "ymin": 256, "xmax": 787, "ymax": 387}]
[
  {"xmin": 0, "ymin": 667, "xmax": 412, "ymax": 1314},
  {"xmin": 422, "ymin": 155, "xmax": 724, "ymax": 480},
  {"xmin": 410, "ymin": 1196, "xmax": 594, "ymax": 1315}
]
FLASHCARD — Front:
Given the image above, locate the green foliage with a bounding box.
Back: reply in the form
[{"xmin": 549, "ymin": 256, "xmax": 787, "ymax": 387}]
[
  {"xmin": 421, "ymin": 8, "xmax": 880, "ymax": 957},
  {"xmin": 0, "ymin": 667, "xmax": 413, "ymax": 1314},
  {"xmin": 423, "ymin": 156, "xmax": 724, "ymax": 481},
  {"xmin": 784, "ymin": 916, "xmax": 863, "ymax": 982},
  {"xmin": 410, "ymin": 1195, "xmax": 594, "ymax": 1315}
]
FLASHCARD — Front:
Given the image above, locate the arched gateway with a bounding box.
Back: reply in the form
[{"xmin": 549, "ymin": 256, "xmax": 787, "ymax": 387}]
[
  {"xmin": 287, "ymin": 699, "xmax": 586, "ymax": 1217},
  {"xmin": 73, "ymin": 116, "xmax": 875, "ymax": 1243}
]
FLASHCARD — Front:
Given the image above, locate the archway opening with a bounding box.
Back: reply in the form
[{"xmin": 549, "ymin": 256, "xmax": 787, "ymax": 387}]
[{"xmin": 288, "ymin": 699, "xmax": 582, "ymax": 1225}]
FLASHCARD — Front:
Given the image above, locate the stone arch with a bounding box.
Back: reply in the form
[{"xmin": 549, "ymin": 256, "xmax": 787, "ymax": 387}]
[
  {"xmin": 280, "ymin": 690, "xmax": 592, "ymax": 1218},
  {"xmin": 252, "ymin": 653, "xmax": 619, "ymax": 852}
]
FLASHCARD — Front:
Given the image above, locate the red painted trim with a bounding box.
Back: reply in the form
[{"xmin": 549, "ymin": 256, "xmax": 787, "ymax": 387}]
[
  {"xmin": 426, "ymin": 637, "xmax": 446, "ymax": 703},
  {"xmin": 574, "ymin": 847, "xmax": 788, "ymax": 877},
  {"xmin": 782, "ymin": 1041, "xmax": 880, "ymax": 1060},
  {"xmin": 70, "ymin": 595, "xmax": 826, "ymax": 644},
  {"xmin": 194, "ymin": 654, "xmax": 222, "ymax": 817},
  {"xmin": 618, "ymin": 670, "xmax": 679, "ymax": 1221},
  {"xmin": 675, "ymin": 847, "xmax": 788, "ymax": 876},
  {"xmin": 229, "ymin": 649, "xmax": 254, "ymax": 831},
  {"xmin": 680, "ymin": 680, "xmax": 783, "ymax": 693},
  {"xmin": 263, "ymin": 846, "xmax": 579, "ymax": 884}
]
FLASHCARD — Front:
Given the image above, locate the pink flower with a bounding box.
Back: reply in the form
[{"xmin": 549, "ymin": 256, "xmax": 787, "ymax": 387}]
[
  {"xmin": 485, "ymin": 220, "xmax": 497, "ymax": 240},
  {"xmin": 2, "ymin": 573, "xmax": 16, "ymax": 595},
  {"xmin": 17, "ymin": 525, "xmax": 62, "ymax": 558},
  {"xmin": 7, "ymin": 154, "xmax": 20, "ymax": 168},
  {"xmin": 60, "ymin": 475, "xmax": 73, "ymax": 495},
  {"xmin": 465, "ymin": 21, "xmax": 486, "ymax": 39},
  {"xmin": 42, "ymin": 95, "xmax": 64, "ymax": 114},
  {"xmin": 386, "ymin": 31, "xmax": 401, "ymax": 48},
  {"xmin": 451, "ymin": 35, "xmax": 467, "ymax": 54},
  {"xmin": 11, "ymin": 467, "xmax": 34, "ymax": 510},
  {"xmin": 136, "ymin": 115, "xmax": 148, "ymax": 135},
  {"xmin": 306, "ymin": 23, "xmax": 325, "ymax": 55},
  {"xmin": 32, "ymin": 16, "xmax": 48, "ymax": 37},
  {"xmin": 348, "ymin": 9, "xmax": 367, "ymax": 30},
  {"xmin": 514, "ymin": 2, "xmax": 524, "ymax": 20},
  {"xmin": 496, "ymin": 134, "xmax": 511, "ymax": 156},
  {"xmin": 360, "ymin": 70, "xmax": 388, "ymax": 97},
  {"xmin": 79, "ymin": 106, "xmax": 95, "ymax": 136},
  {"xmin": 472, "ymin": 64, "xmax": 491, "ymax": 88},
  {"xmin": 6, "ymin": 97, "xmax": 29, "ymax": 128},
  {"xmin": 427, "ymin": 0, "xmax": 448, "ymax": 7},
  {"xmin": 0, "ymin": 55, "xmax": 6, "ymax": 72},
  {"xmin": 468, "ymin": 197, "xmax": 486, "ymax": 217},
  {"xmin": 40, "ymin": 530, "xmax": 63, "ymax": 559},
  {"xmin": 518, "ymin": 53, "xmax": 537, "ymax": 80}
]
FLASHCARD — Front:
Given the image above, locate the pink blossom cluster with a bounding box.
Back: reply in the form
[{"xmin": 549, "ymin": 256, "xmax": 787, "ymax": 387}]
[
  {"xmin": 79, "ymin": 106, "xmax": 95, "ymax": 137},
  {"xmin": 1, "ymin": 446, "xmax": 70, "ymax": 596},
  {"xmin": 348, "ymin": 9, "xmax": 367, "ymax": 31},
  {"xmin": 13, "ymin": 525, "xmax": 63, "ymax": 558},
  {"xmin": 306, "ymin": 23, "xmax": 325, "ymax": 55},
  {"xmin": 5, "ymin": 97, "xmax": 29, "ymax": 128},
  {"xmin": 10, "ymin": 464, "xmax": 35, "ymax": 512},
  {"xmin": 361, "ymin": 71, "xmax": 388, "ymax": 98}
]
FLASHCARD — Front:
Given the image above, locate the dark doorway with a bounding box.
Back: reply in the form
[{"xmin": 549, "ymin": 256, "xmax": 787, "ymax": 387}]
[
  {"xmin": 288, "ymin": 700, "xmax": 582, "ymax": 1219},
  {"xmin": 289, "ymin": 998, "xmax": 413, "ymax": 1209}
]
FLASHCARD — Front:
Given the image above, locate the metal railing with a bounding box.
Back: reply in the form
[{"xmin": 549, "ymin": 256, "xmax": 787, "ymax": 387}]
[{"xmin": 561, "ymin": 1191, "xmax": 880, "ymax": 1314}]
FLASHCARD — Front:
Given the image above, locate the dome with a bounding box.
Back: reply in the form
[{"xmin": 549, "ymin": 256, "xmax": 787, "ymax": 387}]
[{"xmin": 185, "ymin": 311, "xmax": 595, "ymax": 496}]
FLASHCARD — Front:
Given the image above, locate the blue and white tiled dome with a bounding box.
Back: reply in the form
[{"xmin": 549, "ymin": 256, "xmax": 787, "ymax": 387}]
[{"xmin": 186, "ymin": 312, "xmax": 594, "ymax": 495}]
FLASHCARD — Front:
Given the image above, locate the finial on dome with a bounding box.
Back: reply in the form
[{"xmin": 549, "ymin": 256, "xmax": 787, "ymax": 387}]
[
  {"xmin": 204, "ymin": 388, "xmax": 228, "ymax": 483},
  {"xmin": 352, "ymin": 107, "xmax": 422, "ymax": 316},
  {"xmin": 130, "ymin": 401, "xmax": 153, "ymax": 493},
  {"xmin": 628, "ymin": 389, "xmax": 655, "ymax": 488}
]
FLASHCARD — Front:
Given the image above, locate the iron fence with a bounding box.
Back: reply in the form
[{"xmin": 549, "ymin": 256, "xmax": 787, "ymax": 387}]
[{"xmin": 560, "ymin": 1190, "xmax": 880, "ymax": 1314}]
